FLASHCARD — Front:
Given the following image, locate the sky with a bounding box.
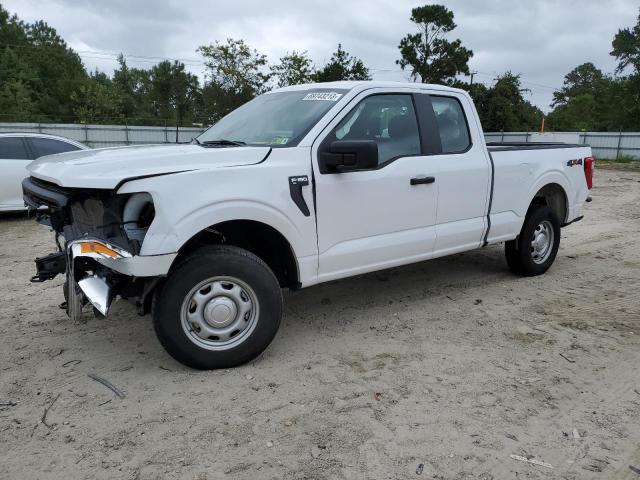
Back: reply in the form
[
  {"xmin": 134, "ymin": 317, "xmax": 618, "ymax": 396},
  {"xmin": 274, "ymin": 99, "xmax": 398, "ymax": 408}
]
[{"xmin": 3, "ymin": 0, "xmax": 637, "ymax": 112}]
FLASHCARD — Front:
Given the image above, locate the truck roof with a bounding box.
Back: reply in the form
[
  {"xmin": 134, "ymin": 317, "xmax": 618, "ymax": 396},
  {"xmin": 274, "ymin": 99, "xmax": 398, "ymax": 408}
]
[{"xmin": 273, "ymin": 80, "xmax": 467, "ymax": 95}]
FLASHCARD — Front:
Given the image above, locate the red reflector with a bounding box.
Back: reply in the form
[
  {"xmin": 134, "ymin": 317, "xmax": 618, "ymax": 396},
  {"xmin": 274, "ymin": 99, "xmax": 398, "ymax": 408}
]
[{"xmin": 584, "ymin": 156, "xmax": 594, "ymax": 189}]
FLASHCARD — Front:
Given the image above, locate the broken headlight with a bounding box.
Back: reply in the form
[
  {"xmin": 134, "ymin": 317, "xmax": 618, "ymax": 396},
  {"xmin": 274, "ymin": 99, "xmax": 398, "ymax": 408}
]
[{"xmin": 122, "ymin": 193, "xmax": 155, "ymax": 244}]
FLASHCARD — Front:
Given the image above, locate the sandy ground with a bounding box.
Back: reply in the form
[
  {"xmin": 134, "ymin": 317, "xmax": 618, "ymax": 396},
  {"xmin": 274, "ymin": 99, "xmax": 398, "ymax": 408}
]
[{"xmin": 1, "ymin": 169, "xmax": 639, "ymax": 480}]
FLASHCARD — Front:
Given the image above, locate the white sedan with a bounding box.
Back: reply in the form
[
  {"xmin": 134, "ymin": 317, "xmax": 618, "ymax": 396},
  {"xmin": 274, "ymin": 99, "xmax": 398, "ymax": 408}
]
[{"xmin": 0, "ymin": 133, "xmax": 87, "ymax": 212}]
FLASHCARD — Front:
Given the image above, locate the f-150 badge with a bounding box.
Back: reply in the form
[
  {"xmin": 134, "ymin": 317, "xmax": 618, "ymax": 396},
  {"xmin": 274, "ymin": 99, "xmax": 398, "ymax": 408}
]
[{"xmin": 288, "ymin": 176, "xmax": 310, "ymax": 216}]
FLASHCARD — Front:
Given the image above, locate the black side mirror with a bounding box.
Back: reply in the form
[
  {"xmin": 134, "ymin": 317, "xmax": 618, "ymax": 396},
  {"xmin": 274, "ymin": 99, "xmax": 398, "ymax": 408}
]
[{"xmin": 319, "ymin": 140, "xmax": 378, "ymax": 173}]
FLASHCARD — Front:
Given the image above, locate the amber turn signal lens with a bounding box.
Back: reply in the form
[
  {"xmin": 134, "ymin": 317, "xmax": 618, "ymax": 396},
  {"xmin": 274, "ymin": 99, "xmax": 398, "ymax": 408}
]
[{"xmin": 79, "ymin": 242, "xmax": 119, "ymax": 258}]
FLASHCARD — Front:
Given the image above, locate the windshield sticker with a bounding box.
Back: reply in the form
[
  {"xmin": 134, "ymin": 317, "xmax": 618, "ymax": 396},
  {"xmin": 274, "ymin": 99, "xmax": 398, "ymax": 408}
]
[
  {"xmin": 302, "ymin": 92, "xmax": 343, "ymax": 101},
  {"xmin": 271, "ymin": 136, "xmax": 289, "ymax": 145}
]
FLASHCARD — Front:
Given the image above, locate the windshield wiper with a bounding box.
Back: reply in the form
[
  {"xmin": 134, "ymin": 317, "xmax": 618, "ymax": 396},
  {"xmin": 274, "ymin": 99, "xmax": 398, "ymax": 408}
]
[{"xmin": 199, "ymin": 139, "xmax": 247, "ymax": 147}]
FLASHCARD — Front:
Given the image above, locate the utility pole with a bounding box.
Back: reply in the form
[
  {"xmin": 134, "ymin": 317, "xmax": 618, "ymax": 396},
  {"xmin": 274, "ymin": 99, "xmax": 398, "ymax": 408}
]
[{"xmin": 469, "ymin": 71, "xmax": 477, "ymax": 87}]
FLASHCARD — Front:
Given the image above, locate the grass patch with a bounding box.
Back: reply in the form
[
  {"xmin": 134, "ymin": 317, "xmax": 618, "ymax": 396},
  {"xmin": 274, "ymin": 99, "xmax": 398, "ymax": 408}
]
[{"xmin": 596, "ymin": 158, "xmax": 640, "ymax": 171}]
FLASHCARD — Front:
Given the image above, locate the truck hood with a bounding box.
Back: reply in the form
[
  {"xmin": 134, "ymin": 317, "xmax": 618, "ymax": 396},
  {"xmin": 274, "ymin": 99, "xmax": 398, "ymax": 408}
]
[{"xmin": 27, "ymin": 144, "xmax": 271, "ymax": 189}]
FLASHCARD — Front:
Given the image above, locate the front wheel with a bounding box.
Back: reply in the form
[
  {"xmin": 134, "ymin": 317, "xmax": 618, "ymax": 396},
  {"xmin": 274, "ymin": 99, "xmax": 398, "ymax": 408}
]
[
  {"xmin": 153, "ymin": 245, "xmax": 283, "ymax": 369},
  {"xmin": 505, "ymin": 205, "xmax": 561, "ymax": 276}
]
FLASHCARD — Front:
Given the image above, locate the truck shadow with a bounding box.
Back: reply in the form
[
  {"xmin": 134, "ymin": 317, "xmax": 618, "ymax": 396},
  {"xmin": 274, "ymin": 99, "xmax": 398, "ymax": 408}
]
[
  {"xmin": 56, "ymin": 244, "xmax": 514, "ymax": 372},
  {"xmin": 282, "ymin": 245, "xmax": 511, "ymax": 326}
]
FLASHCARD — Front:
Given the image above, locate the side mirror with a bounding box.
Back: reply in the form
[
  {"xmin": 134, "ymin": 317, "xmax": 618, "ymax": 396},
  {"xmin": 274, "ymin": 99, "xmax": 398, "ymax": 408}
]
[{"xmin": 319, "ymin": 140, "xmax": 378, "ymax": 173}]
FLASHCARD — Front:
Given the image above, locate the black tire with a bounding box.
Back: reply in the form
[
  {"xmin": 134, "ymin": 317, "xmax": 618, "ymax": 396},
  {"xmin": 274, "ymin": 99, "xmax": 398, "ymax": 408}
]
[
  {"xmin": 505, "ymin": 205, "xmax": 561, "ymax": 276},
  {"xmin": 153, "ymin": 245, "xmax": 282, "ymax": 369}
]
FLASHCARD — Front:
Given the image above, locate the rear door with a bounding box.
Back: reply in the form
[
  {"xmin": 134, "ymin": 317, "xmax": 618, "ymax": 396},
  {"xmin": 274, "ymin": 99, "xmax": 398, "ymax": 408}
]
[
  {"xmin": 312, "ymin": 88, "xmax": 439, "ymax": 282},
  {"xmin": 0, "ymin": 137, "xmax": 33, "ymax": 211},
  {"xmin": 414, "ymin": 92, "xmax": 492, "ymax": 257}
]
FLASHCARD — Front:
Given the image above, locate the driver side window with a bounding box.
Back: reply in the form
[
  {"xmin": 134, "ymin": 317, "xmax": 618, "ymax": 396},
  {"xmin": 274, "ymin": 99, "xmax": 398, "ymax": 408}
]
[{"xmin": 331, "ymin": 94, "xmax": 421, "ymax": 165}]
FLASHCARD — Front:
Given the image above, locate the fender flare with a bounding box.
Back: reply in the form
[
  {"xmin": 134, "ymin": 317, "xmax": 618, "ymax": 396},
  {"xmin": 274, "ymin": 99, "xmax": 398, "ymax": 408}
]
[
  {"xmin": 524, "ymin": 170, "xmax": 571, "ymax": 223},
  {"xmin": 148, "ymin": 200, "xmax": 307, "ymax": 259}
]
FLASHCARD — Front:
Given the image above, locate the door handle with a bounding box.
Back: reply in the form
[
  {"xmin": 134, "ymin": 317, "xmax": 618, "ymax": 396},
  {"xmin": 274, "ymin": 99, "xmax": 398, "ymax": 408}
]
[{"xmin": 410, "ymin": 176, "xmax": 435, "ymax": 185}]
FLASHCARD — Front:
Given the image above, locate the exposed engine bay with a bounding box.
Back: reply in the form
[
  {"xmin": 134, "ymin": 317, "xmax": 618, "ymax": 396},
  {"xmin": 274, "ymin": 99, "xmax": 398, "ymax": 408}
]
[{"xmin": 22, "ymin": 176, "xmax": 159, "ymax": 318}]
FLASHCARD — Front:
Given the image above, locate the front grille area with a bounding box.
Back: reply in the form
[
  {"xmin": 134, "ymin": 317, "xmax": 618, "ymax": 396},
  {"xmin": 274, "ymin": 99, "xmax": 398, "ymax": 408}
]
[
  {"xmin": 22, "ymin": 176, "xmax": 72, "ymax": 210},
  {"xmin": 23, "ymin": 176, "xmax": 141, "ymax": 254}
]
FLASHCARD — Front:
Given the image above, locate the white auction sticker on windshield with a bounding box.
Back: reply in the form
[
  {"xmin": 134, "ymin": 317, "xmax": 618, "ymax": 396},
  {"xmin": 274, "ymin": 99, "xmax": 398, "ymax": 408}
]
[{"xmin": 302, "ymin": 92, "xmax": 342, "ymax": 101}]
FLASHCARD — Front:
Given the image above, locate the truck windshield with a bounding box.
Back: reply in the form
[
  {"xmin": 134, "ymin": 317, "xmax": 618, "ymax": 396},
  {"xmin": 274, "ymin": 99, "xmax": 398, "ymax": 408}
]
[{"xmin": 197, "ymin": 89, "xmax": 348, "ymax": 147}]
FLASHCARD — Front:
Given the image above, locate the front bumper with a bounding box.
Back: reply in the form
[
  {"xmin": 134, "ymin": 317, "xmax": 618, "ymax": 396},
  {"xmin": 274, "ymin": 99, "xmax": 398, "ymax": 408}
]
[
  {"xmin": 67, "ymin": 239, "xmax": 176, "ymax": 277},
  {"xmin": 33, "ymin": 239, "xmax": 176, "ymax": 281},
  {"xmin": 24, "ymin": 177, "xmax": 174, "ymax": 320},
  {"xmin": 33, "ymin": 239, "xmax": 176, "ymax": 321}
]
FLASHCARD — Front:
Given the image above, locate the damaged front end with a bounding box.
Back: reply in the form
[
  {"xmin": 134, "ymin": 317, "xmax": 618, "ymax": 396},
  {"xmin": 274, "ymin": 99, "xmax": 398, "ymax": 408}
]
[{"xmin": 23, "ymin": 176, "xmax": 167, "ymax": 320}]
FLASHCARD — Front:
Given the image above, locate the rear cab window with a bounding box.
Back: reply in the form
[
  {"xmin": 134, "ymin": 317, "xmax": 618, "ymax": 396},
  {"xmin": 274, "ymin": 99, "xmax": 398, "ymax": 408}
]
[
  {"xmin": 0, "ymin": 137, "xmax": 31, "ymax": 160},
  {"xmin": 430, "ymin": 96, "xmax": 471, "ymax": 154}
]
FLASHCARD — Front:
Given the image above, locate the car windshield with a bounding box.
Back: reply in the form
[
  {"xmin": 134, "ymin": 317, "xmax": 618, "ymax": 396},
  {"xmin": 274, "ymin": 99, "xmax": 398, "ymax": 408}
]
[{"xmin": 196, "ymin": 89, "xmax": 348, "ymax": 147}]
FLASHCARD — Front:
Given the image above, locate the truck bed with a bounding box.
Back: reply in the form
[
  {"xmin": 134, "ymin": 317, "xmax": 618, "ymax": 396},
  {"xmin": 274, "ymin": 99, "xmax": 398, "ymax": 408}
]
[
  {"xmin": 485, "ymin": 142, "xmax": 592, "ymax": 245},
  {"xmin": 487, "ymin": 142, "xmax": 586, "ymax": 152}
]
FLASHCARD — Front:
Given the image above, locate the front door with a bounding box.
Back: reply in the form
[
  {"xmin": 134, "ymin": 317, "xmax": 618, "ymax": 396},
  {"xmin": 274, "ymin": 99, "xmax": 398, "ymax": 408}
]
[{"xmin": 312, "ymin": 90, "xmax": 438, "ymax": 283}]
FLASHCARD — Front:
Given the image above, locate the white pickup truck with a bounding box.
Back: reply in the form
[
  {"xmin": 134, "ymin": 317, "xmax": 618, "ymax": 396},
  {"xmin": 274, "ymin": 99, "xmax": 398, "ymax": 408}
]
[{"xmin": 23, "ymin": 81, "xmax": 594, "ymax": 369}]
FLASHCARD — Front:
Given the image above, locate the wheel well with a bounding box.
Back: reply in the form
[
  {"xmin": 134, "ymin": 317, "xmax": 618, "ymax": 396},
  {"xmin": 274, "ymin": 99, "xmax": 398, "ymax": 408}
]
[
  {"xmin": 530, "ymin": 183, "xmax": 568, "ymax": 223},
  {"xmin": 176, "ymin": 220, "xmax": 299, "ymax": 290}
]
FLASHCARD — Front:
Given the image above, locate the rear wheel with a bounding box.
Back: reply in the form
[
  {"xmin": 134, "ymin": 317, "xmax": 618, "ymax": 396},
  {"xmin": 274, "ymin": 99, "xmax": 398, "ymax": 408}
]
[
  {"xmin": 153, "ymin": 245, "xmax": 282, "ymax": 369},
  {"xmin": 505, "ymin": 205, "xmax": 561, "ymax": 276}
]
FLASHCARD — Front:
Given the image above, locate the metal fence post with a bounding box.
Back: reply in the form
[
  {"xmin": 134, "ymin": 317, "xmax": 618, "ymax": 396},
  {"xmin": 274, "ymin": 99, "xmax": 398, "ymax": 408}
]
[
  {"xmin": 164, "ymin": 120, "xmax": 168, "ymax": 143},
  {"xmin": 84, "ymin": 123, "xmax": 89, "ymax": 145},
  {"xmin": 125, "ymin": 121, "xmax": 130, "ymax": 145},
  {"xmin": 616, "ymin": 129, "xmax": 622, "ymax": 160},
  {"xmin": 525, "ymin": 131, "xmax": 530, "ymax": 143},
  {"xmin": 501, "ymin": 130, "xmax": 504, "ymax": 142}
]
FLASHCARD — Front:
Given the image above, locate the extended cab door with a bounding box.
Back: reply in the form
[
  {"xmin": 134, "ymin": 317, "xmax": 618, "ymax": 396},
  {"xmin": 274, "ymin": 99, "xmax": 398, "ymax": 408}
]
[
  {"xmin": 312, "ymin": 89, "xmax": 439, "ymax": 282},
  {"xmin": 415, "ymin": 92, "xmax": 492, "ymax": 256}
]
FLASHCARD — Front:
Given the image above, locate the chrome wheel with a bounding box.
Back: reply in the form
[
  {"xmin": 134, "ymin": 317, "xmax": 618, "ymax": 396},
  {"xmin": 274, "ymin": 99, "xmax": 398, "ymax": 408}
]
[
  {"xmin": 530, "ymin": 220, "xmax": 554, "ymax": 264},
  {"xmin": 180, "ymin": 276, "xmax": 259, "ymax": 350}
]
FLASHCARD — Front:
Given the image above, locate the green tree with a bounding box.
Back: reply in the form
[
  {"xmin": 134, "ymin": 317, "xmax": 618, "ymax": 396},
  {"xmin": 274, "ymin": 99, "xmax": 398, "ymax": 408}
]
[
  {"xmin": 23, "ymin": 20, "xmax": 87, "ymax": 120},
  {"xmin": 546, "ymin": 94, "xmax": 600, "ymax": 131},
  {"xmin": 111, "ymin": 54, "xmax": 152, "ymax": 121},
  {"xmin": 611, "ymin": 9, "xmax": 640, "ymax": 74},
  {"xmin": 70, "ymin": 74, "xmax": 122, "ymax": 123},
  {"xmin": 271, "ymin": 51, "xmax": 315, "ymax": 87},
  {"xmin": 551, "ymin": 63, "xmax": 609, "ymax": 107},
  {"xmin": 0, "ymin": 6, "xmax": 38, "ymax": 120},
  {"xmin": 197, "ymin": 38, "xmax": 269, "ymax": 121},
  {"xmin": 146, "ymin": 60, "xmax": 201, "ymax": 126},
  {"xmin": 546, "ymin": 63, "xmax": 617, "ymax": 131},
  {"xmin": 313, "ymin": 44, "xmax": 370, "ymax": 82},
  {"xmin": 470, "ymin": 73, "xmax": 543, "ymax": 131},
  {"xmin": 397, "ymin": 4, "xmax": 473, "ymax": 84},
  {"xmin": 610, "ymin": 10, "xmax": 640, "ymax": 130},
  {"xmin": 0, "ymin": 17, "xmax": 37, "ymax": 122},
  {"xmin": 546, "ymin": 10, "xmax": 640, "ymax": 133},
  {"xmin": 0, "ymin": 5, "xmax": 87, "ymax": 122},
  {"xmin": 0, "ymin": 79, "xmax": 36, "ymax": 121}
]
